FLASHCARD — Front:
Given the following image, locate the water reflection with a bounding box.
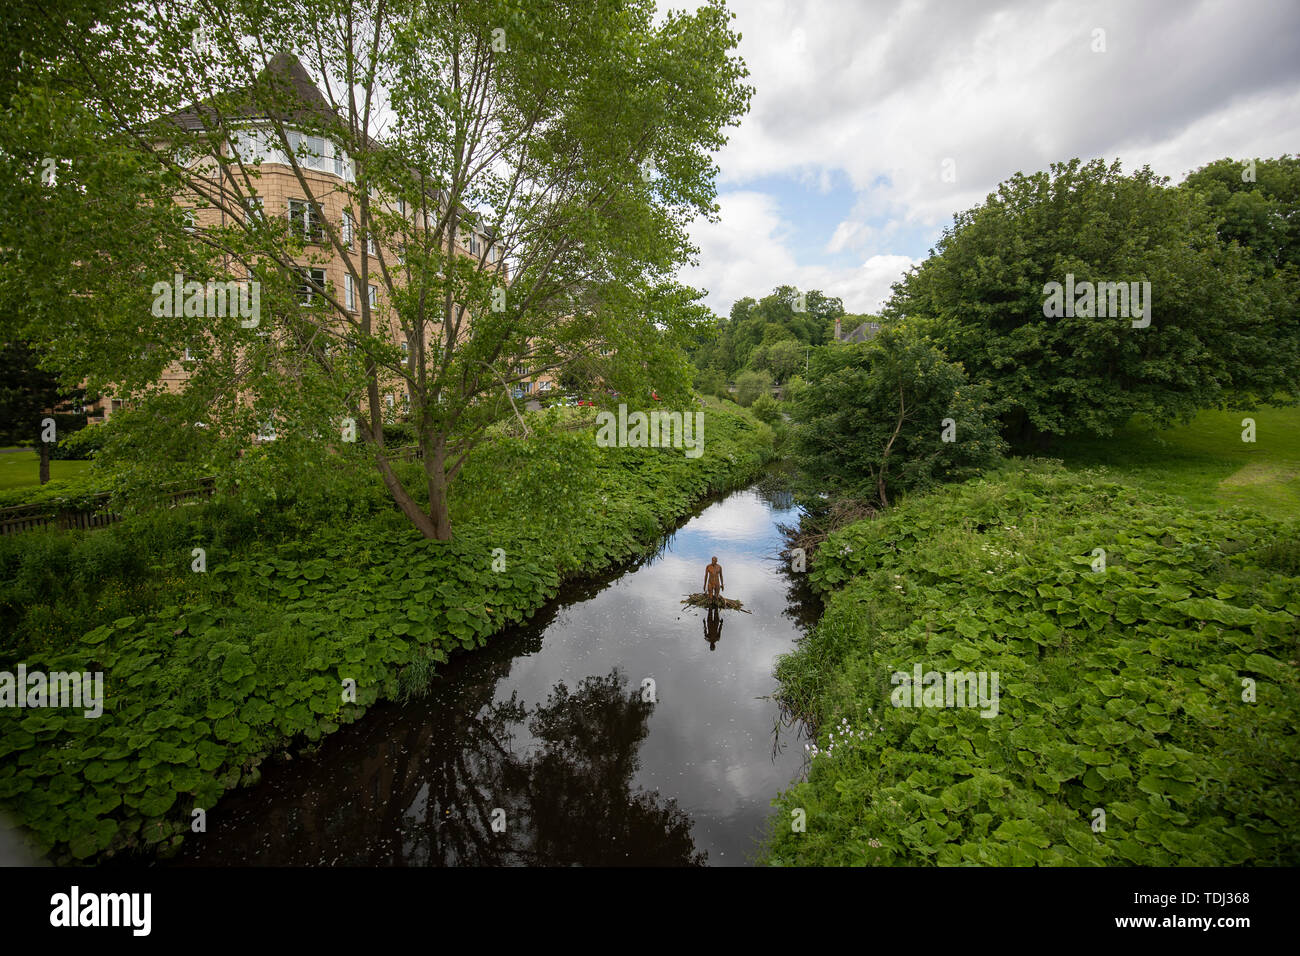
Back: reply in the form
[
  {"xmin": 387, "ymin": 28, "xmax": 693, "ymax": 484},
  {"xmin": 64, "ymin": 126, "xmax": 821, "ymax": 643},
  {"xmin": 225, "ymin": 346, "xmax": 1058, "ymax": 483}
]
[
  {"xmin": 174, "ymin": 478, "xmax": 814, "ymax": 867},
  {"xmin": 702, "ymin": 606, "xmax": 724, "ymax": 651}
]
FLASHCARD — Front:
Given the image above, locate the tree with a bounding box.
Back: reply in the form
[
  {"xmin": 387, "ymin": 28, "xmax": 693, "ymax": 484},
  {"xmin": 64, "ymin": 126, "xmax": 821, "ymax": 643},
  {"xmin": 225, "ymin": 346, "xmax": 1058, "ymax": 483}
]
[
  {"xmin": 765, "ymin": 338, "xmax": 804, "ymax": 382},
  {"xmin": 885, "ymin": 158, "xmax": 1299, "ymax": 445},
  {"xmin": 792, "ymin": 326, "xmax": 1004, "ymax": 506},
  {"xmin": 733, "ymin": 369, "xmax": 771, "ymax": 407},
  {"xmin": 1183, "ymin": 155, "xmax": 1300, "ymax": 275},
  {"xmin": 0, "ymin": 342, "xmax": 87, "ymax": 484},
  {"xmin": 692, "ymin": 365, "xmax": 727, "ymax": 399},
  {"xmin": 689, "ymin": 285, "xmax": 843, "ymax": 375},
  {"xmin": 1183, "ymin": 156, "xmax": 1300, "ymax": 357},
  {"xmin": 8, "ymin": 0, "xmax": 753, "ymax": 539}
]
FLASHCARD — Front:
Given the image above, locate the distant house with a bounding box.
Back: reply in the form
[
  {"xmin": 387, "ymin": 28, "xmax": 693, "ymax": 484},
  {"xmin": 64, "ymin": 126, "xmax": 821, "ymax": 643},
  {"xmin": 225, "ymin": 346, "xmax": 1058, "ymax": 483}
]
[{"xmin": 833, "ymin": 316, "xmax": 881, "ymax": 343}]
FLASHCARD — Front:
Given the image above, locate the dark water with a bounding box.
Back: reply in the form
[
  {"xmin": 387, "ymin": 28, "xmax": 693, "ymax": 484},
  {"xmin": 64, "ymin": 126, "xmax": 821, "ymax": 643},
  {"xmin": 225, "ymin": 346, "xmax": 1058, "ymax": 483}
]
[{"xmin": 175, "ymin": 478, "xmax": 817, "ymax": 866}]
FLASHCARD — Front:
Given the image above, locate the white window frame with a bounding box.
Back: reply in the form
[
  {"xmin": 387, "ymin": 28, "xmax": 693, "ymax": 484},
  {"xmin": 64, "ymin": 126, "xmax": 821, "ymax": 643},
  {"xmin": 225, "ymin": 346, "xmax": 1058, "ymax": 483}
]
[
  {"xmin": 288, "ymin": 198, "xmax": 324, "ymax": 243},
  {"xmin": 298, "ymin": 267, "xmax": 327, "ymax": 306}
]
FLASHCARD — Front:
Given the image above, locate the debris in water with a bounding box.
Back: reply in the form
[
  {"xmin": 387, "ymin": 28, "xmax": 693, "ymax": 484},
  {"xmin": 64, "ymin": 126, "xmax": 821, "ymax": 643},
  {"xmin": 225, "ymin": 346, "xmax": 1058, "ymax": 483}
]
[{"xmin": 681, "ymin": 593, "xmax": 751, "ymax": 613}]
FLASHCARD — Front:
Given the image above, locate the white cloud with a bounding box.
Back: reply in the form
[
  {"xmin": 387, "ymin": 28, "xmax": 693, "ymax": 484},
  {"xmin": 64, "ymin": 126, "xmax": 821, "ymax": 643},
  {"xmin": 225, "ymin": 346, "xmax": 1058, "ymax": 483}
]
[
  {"xmin": 672, "ymin": 0, "xmax": 1300, "ymax": 316},
  {"xmin": 682, "ymin": 192, "xmax": 916, "ymax": 313}
]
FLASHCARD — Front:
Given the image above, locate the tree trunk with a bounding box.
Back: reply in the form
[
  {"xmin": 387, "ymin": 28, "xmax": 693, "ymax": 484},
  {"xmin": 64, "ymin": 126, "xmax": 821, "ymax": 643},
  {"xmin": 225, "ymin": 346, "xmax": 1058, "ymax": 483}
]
[
  {"xmin": 424, "ymin": 436, "xmax": 453, "ymax": 541},
  {"xmin": 374, "ymin": 449, "xmax": 440, "ymax": 539},
  {"xmin": 876, "ymin": 383, "xmax": 906, "ymax": 509},
  {"xmin": 39, "ymin": 439, "xmax": 50, "ymax": 485}
]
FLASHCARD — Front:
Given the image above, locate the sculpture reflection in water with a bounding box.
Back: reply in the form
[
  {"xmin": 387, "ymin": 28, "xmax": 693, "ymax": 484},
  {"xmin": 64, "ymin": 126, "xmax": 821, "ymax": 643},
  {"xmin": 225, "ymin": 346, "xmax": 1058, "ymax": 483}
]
[{"xmin": 702, "ymin": 606, "xmax": 724, "ymax": 651}]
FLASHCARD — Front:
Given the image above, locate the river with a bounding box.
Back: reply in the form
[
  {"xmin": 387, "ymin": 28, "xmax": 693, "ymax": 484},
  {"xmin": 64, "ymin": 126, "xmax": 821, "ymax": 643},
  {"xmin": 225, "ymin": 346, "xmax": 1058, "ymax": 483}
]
[{"xmin": 175, "ymin": 475, "xmax": 817, "ymax": 866}]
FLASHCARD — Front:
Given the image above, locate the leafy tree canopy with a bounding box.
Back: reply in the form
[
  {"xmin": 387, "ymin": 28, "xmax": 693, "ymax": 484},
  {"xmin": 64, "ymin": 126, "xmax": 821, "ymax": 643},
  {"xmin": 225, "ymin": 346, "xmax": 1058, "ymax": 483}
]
[
  {"xmin": 689, "ymin": 285, "xmax": 843, "ymax": 376},
  {"xmin": 792, "ymin": 325, "xmax": 1004, "ymax": 507},
  {"xmin": 2, "ymin": 0, "xmax": 753, "ymax": 539},
  {"xmin": 885, "ymin": 158, "xmax": 1299, "ymax": 444}
]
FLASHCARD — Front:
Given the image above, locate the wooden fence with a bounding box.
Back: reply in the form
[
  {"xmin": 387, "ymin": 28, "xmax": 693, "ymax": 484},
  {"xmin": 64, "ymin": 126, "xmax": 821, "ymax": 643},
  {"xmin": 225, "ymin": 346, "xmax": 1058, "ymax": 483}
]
[{"xmin": 0, "ymin": 477, "xmax": 217, "ymax": 536}]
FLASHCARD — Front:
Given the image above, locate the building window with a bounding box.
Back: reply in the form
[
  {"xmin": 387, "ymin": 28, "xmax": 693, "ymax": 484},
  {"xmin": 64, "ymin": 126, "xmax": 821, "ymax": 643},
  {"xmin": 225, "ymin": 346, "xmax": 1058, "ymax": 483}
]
[
  {"xmin": 287, "ymin": 131, "xmax": 328, "ymax": 172},
  {"xmin": 232, "ymin": 127, "xmax": 289, "ymax": 167},
  {"xmin": 235, "ymin": 128, "xmax": 351, "ymax": 181},
  {"xmin": 521, "ymin": 381, "xmax": 532, "ymax": 394},
  {"xmin": 342, "ymin": 209, "xmax": 353, "ymax": 248},
  {"xmin": 366, "ymin": 234, "xmax": 376, "ymax": 256},
  {"xmin": 397, "ymin": 198, "xmax": 406, "ymax": 217},
  {"xmin": 257, "ymin": 418, "xmax": 277, "ymax": 442},
  {"xmin": 368, "ymin": 284, "xmax": 377, "ymax": 308},
  {"xmin": 298, "ymin": 267, "xmax": 327, "ymax": 305},
  {"xmin": 344, "ymin": 274, "xmax": 356, "ymax": 312},
  {"xmin": 183, "ymin": 209, "xmax": 197, "ymax": 233},
  {"xmin": 288, "ymin": 198, "xmax": 324, "ymax": 242},
  {"xmin": 333, "ymin": 147, "xmax": 352, "ymax": 181},
  {"xmin": 244, "ymin": 196, "xmax": 264, "ymax": 222}
]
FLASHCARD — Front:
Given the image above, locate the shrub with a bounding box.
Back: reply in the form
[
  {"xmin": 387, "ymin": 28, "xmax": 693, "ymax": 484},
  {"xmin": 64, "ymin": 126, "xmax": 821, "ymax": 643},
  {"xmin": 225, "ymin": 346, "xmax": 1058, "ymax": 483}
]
[
  {"xmin": 49, "ymin": 423, "xmax": 109, "ymax": 460},
  {"xmin": 734, "ymin": 369, "xmax": 773, "ymax": 407},
  {"xmin": 380, "ymin": 421, "xmax": 418, "ymax": 447},
  {"xmin": 793, "ymin": 325, "xmax": 1004, "ymax": 506},
  {"xmin": 750, "ymin": 393, "xmax": 781, "ymax": 424}
]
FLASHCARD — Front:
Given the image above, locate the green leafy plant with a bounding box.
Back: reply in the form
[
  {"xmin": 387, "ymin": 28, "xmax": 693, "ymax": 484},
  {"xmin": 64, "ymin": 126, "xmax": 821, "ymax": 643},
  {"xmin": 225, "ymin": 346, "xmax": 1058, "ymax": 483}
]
[{"xmin": 764, "ymin": 461, "xmax": 1300, "ymax": 866}]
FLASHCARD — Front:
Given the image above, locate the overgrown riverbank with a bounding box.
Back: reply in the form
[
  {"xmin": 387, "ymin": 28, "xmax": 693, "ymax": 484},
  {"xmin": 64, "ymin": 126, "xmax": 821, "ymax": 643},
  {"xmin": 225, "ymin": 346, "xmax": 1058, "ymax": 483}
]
[
  {"xmin": 763, "ymin": 460, "xmax": 1300, "ymax": 866},
  {"xmin": 0, "ymin": 400, "xmax": 774, "ymax": 863}
]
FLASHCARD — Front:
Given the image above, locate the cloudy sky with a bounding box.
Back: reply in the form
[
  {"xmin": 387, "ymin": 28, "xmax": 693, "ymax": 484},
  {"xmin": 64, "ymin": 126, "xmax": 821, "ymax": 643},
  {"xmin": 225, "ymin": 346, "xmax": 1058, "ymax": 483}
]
[{"xmin": 668, "ymin": 0, "xmax": 1300, "ymax": 318}]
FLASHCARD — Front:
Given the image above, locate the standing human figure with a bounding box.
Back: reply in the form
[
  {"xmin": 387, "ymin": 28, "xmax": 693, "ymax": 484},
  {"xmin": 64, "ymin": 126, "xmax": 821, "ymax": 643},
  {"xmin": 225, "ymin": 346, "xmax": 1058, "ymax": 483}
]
[
  {"xmin": 703, "ymin": 605, "xmax": 724, "ymax": 650},
  {"xmin": 703, "ymin": 556, "xmax": 724, "ymax": 602}
]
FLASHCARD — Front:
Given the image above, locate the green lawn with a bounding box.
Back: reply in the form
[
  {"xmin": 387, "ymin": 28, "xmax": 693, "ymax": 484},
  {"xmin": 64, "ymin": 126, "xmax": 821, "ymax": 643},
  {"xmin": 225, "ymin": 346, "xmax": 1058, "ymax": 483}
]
[
  {"xmin": 1051, "ymin": 405, "xmax": 1300, "ymax": 519},
  {"xmin": 0, "ymin": 449, "xmax": 94, "ymax": 491}
]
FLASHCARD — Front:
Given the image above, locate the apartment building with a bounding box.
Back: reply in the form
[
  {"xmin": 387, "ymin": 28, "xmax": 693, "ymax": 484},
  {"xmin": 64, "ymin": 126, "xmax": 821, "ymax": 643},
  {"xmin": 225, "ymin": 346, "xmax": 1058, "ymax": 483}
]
[{"xmin": 86, "ymin": 53, "xmax": 545, "ymax": 424}]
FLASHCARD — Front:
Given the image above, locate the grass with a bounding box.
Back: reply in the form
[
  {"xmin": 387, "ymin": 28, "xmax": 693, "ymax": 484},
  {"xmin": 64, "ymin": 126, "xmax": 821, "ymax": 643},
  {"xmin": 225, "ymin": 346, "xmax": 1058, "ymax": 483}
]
[
  {"xmin": 0, "ymin": 449, "xmax": 94, "ymax": 491},
  {"xmin": 1050, "ymin": 405, "xmax": 1300, "ymax": 519}
]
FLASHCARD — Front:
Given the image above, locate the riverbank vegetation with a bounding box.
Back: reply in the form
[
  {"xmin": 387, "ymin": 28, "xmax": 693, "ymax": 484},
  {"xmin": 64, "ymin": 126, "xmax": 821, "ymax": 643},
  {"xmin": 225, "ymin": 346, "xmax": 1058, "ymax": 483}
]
[
  {"xmin": 755, "ymin": 154, "xmax": 1299, "ymax": 866},
  {"xmin": 0, "ymin": 401, "xmax": 774, "ymax": 863},
  {"xmin": 764, "ymin": 460, "xmax": 1298, "ymax": 865}
]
